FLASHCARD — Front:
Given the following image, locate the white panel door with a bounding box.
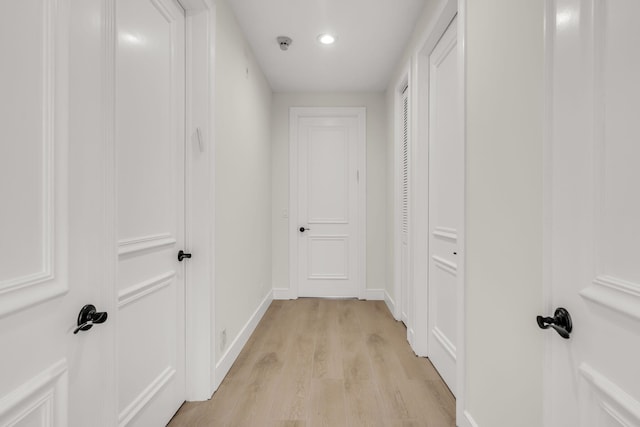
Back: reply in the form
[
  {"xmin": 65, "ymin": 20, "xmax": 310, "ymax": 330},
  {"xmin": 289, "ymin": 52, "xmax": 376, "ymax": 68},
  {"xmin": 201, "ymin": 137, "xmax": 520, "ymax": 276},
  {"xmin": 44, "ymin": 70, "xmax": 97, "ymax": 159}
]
[
  {"xmin": 115, "ymin": 0, "xmax": 186, "ymax": 425},
  {"xmin": 427, "ymin": 17, "xmax": 460, "ymax": 396},
  {"xmin": 294, "ymin": 110, "xmax": 364, "ymax": 298},
  {"xmin": 546, "ymin": 1, "xmax": 640, "ymax": 425},
  {"xmin": 0, "ymin": 0, "xmax": 110, "ymax": 425}
]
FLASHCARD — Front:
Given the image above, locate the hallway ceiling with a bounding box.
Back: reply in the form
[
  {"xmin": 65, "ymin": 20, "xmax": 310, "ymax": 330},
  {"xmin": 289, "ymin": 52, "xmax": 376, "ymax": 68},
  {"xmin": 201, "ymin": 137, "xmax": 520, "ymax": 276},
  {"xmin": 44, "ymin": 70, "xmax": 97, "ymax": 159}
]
[{"xmin": 227, "ymin": 0, "xmax": 427, "ymax": 92}]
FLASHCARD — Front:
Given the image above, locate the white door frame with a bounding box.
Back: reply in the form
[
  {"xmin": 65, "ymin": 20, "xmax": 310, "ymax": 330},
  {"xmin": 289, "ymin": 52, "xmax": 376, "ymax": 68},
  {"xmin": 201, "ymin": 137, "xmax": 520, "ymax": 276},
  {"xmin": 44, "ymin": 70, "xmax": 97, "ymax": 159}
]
[
  {"xmin": 182, "ymin": 0, "xmax": 217, "ymax": 400},
  {"xmin": 102, "ymin": 2, "xmax": 217, "ymax": 419},
  {"xmin": 412, "ymin": 0, "xmax": 467, "ymax": 423},
  {"xmin": 288, "ymin": 107, "xmax": 367, "ymax": 300}
]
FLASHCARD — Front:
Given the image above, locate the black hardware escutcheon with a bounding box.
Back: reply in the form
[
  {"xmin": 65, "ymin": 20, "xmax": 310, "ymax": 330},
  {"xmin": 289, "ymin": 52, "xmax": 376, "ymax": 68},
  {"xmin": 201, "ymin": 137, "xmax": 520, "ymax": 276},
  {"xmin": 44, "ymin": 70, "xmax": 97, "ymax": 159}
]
[
  {"xmin": 537, "ymin": 307, "xmax": 572, "ymax": 339},
  {"xmin": 74, "ymin": 304, "xmax": 108, "ymax": 334},
  {"xmin": 178, "ymin": 250, "xmax": 192, "ymax": 262}
]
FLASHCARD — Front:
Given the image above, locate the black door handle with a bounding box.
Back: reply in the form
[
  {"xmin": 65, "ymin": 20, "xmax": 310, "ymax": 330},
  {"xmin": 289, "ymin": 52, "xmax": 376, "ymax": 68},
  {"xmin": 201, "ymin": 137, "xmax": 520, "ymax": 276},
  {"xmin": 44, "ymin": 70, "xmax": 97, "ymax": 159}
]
[
  {"xmin": 178, "ymin": 250, "xmax": 192, "ymax": 262},
  {"xmin": 74, "ymin": 304, "xmax": 108, "ymax": 334},
  {"xmin": 537, "ymin": 307, "xmax": 572, "ymax": 339},
  {"xmin": 299, "ymin": 227, "xmax": 310, "ymax": 233}
]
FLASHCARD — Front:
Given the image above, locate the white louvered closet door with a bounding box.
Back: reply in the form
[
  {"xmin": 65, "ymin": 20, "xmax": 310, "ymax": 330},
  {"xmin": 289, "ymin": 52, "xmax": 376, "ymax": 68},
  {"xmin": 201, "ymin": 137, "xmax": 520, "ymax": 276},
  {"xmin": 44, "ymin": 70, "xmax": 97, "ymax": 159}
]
[{"xmin": 400, "ymin": 85, "xmax": 411, "ymax": 326}]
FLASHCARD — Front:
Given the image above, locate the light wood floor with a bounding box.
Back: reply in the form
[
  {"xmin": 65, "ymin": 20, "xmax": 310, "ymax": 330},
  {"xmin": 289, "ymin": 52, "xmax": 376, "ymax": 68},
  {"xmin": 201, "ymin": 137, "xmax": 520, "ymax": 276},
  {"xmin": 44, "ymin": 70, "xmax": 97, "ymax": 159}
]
[{"xmin": 168, "ymin": 299, "xmax": 455, "ymax": 426}]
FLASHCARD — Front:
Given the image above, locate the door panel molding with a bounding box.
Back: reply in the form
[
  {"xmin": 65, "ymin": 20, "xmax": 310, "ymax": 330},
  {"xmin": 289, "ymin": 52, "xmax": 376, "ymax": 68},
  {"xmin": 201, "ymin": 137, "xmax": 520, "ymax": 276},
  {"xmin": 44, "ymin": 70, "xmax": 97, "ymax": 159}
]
[
  {"xmin": 118, "ymin": 366, "xmax": 176, "ymax": 427},
  {"xmin": 579, "ymin": 363, "xmax": 640, "ymax": 426},
  {"xmin": 117, "ymin": 271, "xmax": 176, "ymax": 308},
  {"xmin": 0, "ymin": 359, "xmax": 68, "ymax": 426},
  {"xmin": 0, "ymin": 0, "xmax": 68, "ymax": 318},
  {"xmin": 117, "ymin": 233, "xmax": 177, "ymax": 257},
  {"xmin": 288, "ymin": 107, "xmax": 366, "ymax": 300},
  {"xmin": 580, "ymin": 275, "xmax": 640, "ymax": 322}
]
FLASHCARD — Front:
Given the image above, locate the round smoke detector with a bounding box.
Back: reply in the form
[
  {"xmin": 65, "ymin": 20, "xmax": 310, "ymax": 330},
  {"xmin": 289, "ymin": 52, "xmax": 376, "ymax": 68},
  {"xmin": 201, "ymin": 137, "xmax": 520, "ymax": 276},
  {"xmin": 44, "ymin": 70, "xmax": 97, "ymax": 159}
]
[{"xmin": 277, "ymin": 36, "xmax": 292, "ymax": 51}]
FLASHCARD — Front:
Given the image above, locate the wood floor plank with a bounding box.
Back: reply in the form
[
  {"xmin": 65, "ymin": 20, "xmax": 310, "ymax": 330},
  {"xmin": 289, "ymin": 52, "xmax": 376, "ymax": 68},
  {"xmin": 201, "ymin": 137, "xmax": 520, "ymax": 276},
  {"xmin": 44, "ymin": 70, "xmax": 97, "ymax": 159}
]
[
  {"xmin": 404, "ymin": 379, "xmax": 455, "ymax": 426},
  {"xmin": 268, "ymin": 420, "xmax": 307, "ymax": 427},
  {"xmin": 308, "ymin": 379, "xmax": 347, "ymax": 427},
  {"xmin": 312, "ymin": 301, "xmax": 344, "ymax": 379},
  {"xmin": 344, "ymin": 379, "xmax": 385, "ymax": 427},
  {"xmin": 167, "ymin": 299, "xmax": 455, "ymax": 427}
]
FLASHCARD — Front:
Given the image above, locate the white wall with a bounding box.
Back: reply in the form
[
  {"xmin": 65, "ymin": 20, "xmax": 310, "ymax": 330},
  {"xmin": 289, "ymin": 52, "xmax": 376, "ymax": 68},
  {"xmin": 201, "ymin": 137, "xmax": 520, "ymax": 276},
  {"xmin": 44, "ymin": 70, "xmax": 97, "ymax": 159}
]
[
  {"xmin": 271, "ymin": 92, "xmax": 387, "ymax": 295},
  {"xmin": 214, "ymin": 0, "xmax": 273, "ymax": 363},
  {"xmin": 465, "ymin": 0, "xmax": 543, "ymax": 425}
]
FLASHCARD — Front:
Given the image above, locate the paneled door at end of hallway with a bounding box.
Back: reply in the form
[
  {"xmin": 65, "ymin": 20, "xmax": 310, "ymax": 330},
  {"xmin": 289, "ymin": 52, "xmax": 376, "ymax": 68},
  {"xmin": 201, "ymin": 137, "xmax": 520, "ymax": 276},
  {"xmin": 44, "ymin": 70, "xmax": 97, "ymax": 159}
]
[{"xmin": 290, "ymin": 108, "xmax": 366, "ymax": 299}]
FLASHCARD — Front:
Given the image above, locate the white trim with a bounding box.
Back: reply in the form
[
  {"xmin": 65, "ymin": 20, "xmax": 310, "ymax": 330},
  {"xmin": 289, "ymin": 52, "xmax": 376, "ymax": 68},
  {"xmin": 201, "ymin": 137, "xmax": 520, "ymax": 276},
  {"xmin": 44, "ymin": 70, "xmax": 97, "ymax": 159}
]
[
  {"xmin": 272, "ymin": 287, "xmax": 293, "ymax": 300},
  {"xmin": 102, "ymin": 0, "xmax": 118, "ymax": 423},
  {"xmin": 461, "ymin": 410, "xmax": 480, "ymax": 427},
  {"xmin": 384, "ymin": 290, "xmax": 396, "ymax": 315},
  {"xmin": 541, "ymin": 1, "xmax": 554, "ymax": 426},
  {"xmin": 288, "ymin": 107, "xmax": 367, "ymax": 300},
  {"xmin": 456, "ymin": 0, "xmax": 468, "ymax": 421},
  {"xmin": 213, "ymin": 291, "xmax": 273, "ymax": 390},
  {"xmin": 364, "ymin": 289, "xmax": 385, "ymax": 300}
]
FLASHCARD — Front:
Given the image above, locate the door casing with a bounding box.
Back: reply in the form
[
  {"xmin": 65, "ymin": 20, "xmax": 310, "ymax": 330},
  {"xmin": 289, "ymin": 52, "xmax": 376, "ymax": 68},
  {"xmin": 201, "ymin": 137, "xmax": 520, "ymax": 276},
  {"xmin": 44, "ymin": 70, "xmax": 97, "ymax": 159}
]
[{"xmin": 288, "ymin": 107, "xmax": 367, "ymax": 300}]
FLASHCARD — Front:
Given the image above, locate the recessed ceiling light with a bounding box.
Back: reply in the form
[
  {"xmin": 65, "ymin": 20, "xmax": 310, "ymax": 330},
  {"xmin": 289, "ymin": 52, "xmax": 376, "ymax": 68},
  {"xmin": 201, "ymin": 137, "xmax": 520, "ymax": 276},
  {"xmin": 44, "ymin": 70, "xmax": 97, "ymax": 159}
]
[{"xmin": 318, "ymin": 33, "xmax": 336, "ymax": 45}]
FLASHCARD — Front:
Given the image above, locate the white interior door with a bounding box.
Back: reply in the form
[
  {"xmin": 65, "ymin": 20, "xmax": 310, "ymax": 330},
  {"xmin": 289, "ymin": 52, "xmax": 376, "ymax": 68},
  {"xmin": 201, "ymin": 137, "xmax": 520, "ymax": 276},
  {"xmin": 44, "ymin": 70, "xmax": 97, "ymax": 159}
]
[
  {"xmin": 292, "ymin": 108, "xmax": 365, "ymax": 298},
  {"xmin": 546, "ymin": 1, "xmax": 640, "ymax": 425},
  {"xmin": 0, "ymin": 0, "xmax": 110, "ymax": 425},
  {"xmin": 400, "ymin": 87, "xmax": 411, "ymax": 325},
  {"xmin": 116, "ymin": 0, "xmax": 186, "ymax": 424},
  {"xmin": 427, "ymin": 17, "xmax": 460, "ymax": 396}
]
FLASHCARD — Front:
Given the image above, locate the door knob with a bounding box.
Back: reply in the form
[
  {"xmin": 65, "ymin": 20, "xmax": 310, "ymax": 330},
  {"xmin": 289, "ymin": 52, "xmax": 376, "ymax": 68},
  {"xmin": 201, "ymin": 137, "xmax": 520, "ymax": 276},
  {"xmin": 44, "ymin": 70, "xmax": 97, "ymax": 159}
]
[
  {"xmin": 537, "ymin": 307, "xmax": 572, "ymax": 339},
  {"xmin": 299, "ymin": 227, "xmax": 310, "ymax": 233},
  {"xmin": 74, "ymin": 304, "xmax": 108, "ymax": 334},
  {"xmin": 178, "ymin": 250, "xmax": 192, "ymax": 262}
]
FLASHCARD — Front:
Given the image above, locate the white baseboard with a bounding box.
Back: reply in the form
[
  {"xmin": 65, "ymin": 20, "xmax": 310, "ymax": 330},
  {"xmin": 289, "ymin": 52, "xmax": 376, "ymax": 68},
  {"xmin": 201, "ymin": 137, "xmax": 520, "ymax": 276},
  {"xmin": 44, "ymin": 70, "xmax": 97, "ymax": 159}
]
[
  {"xmin": 384, "ymin": 290, "xmax": 397, "ymax": 319},
  {"xmin": 272, "ymin": 287, "xmax": 293, "ymax": 300},
  {"xmin": 364, "ymin": 289, "xmax": 385, "ymax": 300},
  {"xmin": 459, "ymin": 410, "xmax": 479, "ymax": 427},
  {"xmin": 213, "ymin": 291, "xmax": 273, "ymax": 390}
]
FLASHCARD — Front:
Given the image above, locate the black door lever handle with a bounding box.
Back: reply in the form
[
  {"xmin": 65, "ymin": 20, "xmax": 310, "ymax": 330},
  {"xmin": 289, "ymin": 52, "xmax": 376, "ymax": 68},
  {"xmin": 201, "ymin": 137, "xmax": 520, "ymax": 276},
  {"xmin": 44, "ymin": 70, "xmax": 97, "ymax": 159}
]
[
  {"xmin": 178, "ymin": 250, "xmax": 192, "ymax": 262},
  {"xmin": 299, "ymin": 227, "xmax": 310, "ymax": 233},
  {"xmin": 537, "ymin": 307, "xmax": 572, "ymax": 339},
  {"xmin": 74, "ymin": 304, "xmax": 108, "ymax": 334}
]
